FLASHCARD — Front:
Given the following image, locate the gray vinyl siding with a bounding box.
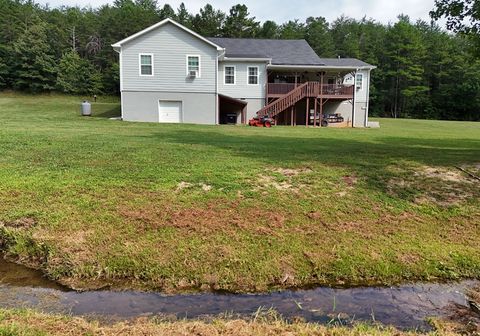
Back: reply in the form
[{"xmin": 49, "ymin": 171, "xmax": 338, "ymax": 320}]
[
  {"xmin": 322, "ymin": 100, "xmax": 367, "ymax": 128},
  {"xmin": 349, "ymin": 69, "xmax": 370, "ymax": 127},
  {"xmin": 243, "ymin": 98, "xmax": 264, "ymax": 120},
  {"xmin": 324, "ymin": 101, "xmax": 353, "ymax": 126},
  {"xmin": 354, "ymin": 69, "xmax": 369, "ymax": 103},
  {"xmin": 122, "ymin": 91, "xmax": 216, "ymax": 124},
  {"xmin": 218, "ymin": 61, "xmax": 267, "ymax": 99},
  {"xmin": 121, "ymin": 22, "xmax": 218, "ymax": 93},
  {"xmin": 354, "ymin": 101, "xmax": 368, "ymax": 127}
]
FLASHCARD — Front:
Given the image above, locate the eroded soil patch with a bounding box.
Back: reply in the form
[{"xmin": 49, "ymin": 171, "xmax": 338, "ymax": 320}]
[
  {"xmin": 387, "ymin": 164, "xmax": 479, "ymax": 206},
  {"xmin": 0, "ymin": 217, "xmax": 36, "ymax": 229},
  {"xmin": 119, "ymin": 200, "xmax": 286, "ymax": 235},
  {"xmin": 253, "ymin": 167, "xmax": 313, "ymax": 194}
]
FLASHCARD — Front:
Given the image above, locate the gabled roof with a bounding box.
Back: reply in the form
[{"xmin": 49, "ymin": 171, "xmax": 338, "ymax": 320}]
[
  {"xmin": 111, "ymin": 18, "xmax": 224, "ymax": 51},
  {"xmin": 111, "ymin": 19, "xmax": 375, "ymax": 69},
  {"xmin": 209, "ymin": 38, "xmax": 323, "ymax": 66}
]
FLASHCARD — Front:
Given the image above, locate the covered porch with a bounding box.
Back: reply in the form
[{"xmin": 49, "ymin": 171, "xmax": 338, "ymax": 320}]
[
  {"xmin": 259, "ymin": 67, "xmax": 357, "ymax": 127},
  {"xmin": 266, "ymin": 69, "xmax": 355, "ymax": 102}
]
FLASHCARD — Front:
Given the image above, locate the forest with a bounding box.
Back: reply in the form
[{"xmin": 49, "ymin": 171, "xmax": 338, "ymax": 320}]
[{"xmin": 0, "ymin": 0, "xmax": 479, "ymax": 121}]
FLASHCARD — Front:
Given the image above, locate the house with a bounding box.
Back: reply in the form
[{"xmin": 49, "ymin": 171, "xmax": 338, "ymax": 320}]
[{"xmin": 112, "ymin": 18, "xmax": 376, "ymax": 127}]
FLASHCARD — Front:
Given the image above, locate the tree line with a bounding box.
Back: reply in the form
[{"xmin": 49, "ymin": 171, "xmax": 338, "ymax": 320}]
[{"xmin": 0, "ymin": 0, "xmax": 479, "ymax": 121}]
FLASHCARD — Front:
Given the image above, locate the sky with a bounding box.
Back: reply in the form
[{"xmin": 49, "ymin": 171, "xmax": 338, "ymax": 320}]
[{"xmin": 37, "ymin": 0, "xmax": 440, "ymax": 25}]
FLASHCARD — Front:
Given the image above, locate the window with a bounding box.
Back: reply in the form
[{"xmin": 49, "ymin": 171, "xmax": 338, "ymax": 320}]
[
  {"xmin": 224, "ymin": 66, "xmax": 235, "ymax": 84},
  {"xmin": 355, "ymin": 73, "xmax": 363, "ymax": 90},
  {"xmin": 248, "ymin": 67, "xmax": 259, "ymax": 85},
  {"xmin": 187, "ymin": 55, "xmax": 200, "ymax": 77},
  {"xmin": 139, "ymin": 54, "xmax": 153, "ymax": 76}
]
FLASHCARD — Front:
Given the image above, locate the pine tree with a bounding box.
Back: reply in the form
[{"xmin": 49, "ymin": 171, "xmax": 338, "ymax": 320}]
[
  {"xmin": 191, "ymin": 4, "xmax": 225, "ymax": 37},
  {"xmin": 0, "ymin": 56, "xmax": 7, "ymax": 88},
  {"xmin": 258, "ymin": 21, "xmax": 279, "ymax": 39},
  {"xmin": 0, "ymin": 44, "xmax": 9, "ymax": 88},
  {"xmin": 384, "ymin": 16, "xmax": 428, "ymax": 118},
  {"xmin": 159, "ymin": 4, "xmax": 175, "ymax": 20},
  {"xmin": 12, "ymin": 17, "xmax": 57, "ymax": 92},
  {"xmin": 56, "ymin": 50, "xmax": 103, "ymax": 94},
  {"xmin": 331, "ymin": 16, "xmax": 361, "ymax": 58},
  {"xmin": 305, "ymin": 17, "xmax": 334, "ymax": 57},
  {"xmin": 222, "ymin": 4, "xmax": 259, "ymax": 38},
  {"xmin": 176, "ymin": 3, "xmax": 192, "ymax": 27},
  {"xmin": 279, "ymin": 20, "xmax": 305, "ymax": 39}
]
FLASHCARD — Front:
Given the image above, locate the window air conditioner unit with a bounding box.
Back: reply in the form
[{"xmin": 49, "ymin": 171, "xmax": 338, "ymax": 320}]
[{"xmin": 189, "ymin": 70, "xmax": 198, "ymax": 78}]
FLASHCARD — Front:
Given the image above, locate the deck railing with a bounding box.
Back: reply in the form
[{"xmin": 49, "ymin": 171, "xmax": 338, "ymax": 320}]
[
  {"xmin": 321, "ymin": 84, "xmax": 354, "ymax": 96},
  {"xmin": 258, "ymin": 82, "xmax": 355, "ymax": 118},
  {"xmin": 267, "ymin": 83, "xmax": 354, "ymax": 97},
  {"xmin": 258, "ymin": 82, "xmax": 309, "ymax": 117},
  {"xmin": 268, "ymin": 83, "xmax": 297, "ymax": 95}
]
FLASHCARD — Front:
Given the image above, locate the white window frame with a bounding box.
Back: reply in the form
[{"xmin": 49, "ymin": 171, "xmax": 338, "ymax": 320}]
[
  {"xmin": 186, "ymin": 55, "xmax": 201, "ymax": 78},
  {"xmin": 355, "ymin": 73, "xmax": 363, "ymax": 90},
  {"xmin": 247, "ymin": 66, "xmax": 259, "ymax": 86},
  {"xmin": 139, "ymin": 53, "xmax": 154, "ymax": 77},
  {"xmin": 224, "ymin": 65, "xmax": 236, "ymax": 85}
]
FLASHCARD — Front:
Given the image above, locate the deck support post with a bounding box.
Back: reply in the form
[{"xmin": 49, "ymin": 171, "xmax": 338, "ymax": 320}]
[
  {"xmin": 320, "ymin": 72, "xmax": 324, "ymax": 127},
  {"xmin": 305, "ymin": 97, "xmax": 310, "ymax": 127},
  {"xmin": 290, "ymin": 106, "xmax": 294, "ymax": 126},
  {"xmin": 320, "ymin": 98, "xmax": 323, "ymax": 127},
  {"xmin": 314, "ymin": 97, "xmax": 318, "ymax": 127},
  {"xmin": 266, "ymin": 70, "xmax": 269, "ymax": 106}
]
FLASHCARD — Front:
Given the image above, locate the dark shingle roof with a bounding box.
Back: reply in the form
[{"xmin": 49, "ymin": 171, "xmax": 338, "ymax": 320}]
[
  {"xmin": 208, "ymin": 38, "xmax": 323, "ymax": 65},
  {"xmin": 208, "ymin": 37, "xmax": 374, "ymax": 68}
]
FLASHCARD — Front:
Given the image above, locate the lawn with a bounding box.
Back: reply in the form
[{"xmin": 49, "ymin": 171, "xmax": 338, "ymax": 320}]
[
  {"xmin": 0, "ymin": 92, "xmax": 479, "ymax": 292},
  {"xmin": 0, "ymin": 308, "xmax": 469, "ymax": 336}
]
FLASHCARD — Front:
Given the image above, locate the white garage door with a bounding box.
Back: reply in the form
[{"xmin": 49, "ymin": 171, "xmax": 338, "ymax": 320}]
[{"xmin": 158, "ymin": 101, "xmax": 182, "ymax": 123}]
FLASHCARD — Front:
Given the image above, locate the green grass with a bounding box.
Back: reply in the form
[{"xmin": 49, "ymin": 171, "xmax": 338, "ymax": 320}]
[
  {"xmin": 0, "ymin": 92, "xmax": 479, "ymax": 292},
  {"xmin": 0, "ymin": 308, "xmax": 459, "ymax": 336}
]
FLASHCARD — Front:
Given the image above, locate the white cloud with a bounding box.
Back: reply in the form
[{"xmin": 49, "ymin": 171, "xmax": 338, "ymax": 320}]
[{"xmin": 38, "ymin": 0, "xmax": 438, "ymax": 25}]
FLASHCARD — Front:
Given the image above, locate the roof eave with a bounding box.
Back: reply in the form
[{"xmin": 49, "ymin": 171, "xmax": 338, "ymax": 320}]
[
  {"xmin": 267, "ymin": 64, "xmax": 376, "ymax": 70},
  {"xmin": 222, "ymin": 56, "xmax": 272, "ymax": 62}
]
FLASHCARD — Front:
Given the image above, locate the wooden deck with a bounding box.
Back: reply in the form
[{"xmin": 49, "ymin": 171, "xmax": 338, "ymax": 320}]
[{"xmin": 257, "ymin": 82, "xmax": 354, "ymax": 127}]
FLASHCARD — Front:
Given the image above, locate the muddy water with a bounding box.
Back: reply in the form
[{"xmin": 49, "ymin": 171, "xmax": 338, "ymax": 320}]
[
  {"xmin": 0, "ymin": 259, "xmax": 64, "ymax": 290},
  {"xmin": 0, "ymin": 259, "xmax": 477, "ymax": 330}
]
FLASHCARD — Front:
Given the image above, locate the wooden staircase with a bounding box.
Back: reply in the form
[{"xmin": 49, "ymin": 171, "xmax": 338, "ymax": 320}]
[{"xmin": 257, "ymin": 82, "xmax": 322, "ymax": 118}]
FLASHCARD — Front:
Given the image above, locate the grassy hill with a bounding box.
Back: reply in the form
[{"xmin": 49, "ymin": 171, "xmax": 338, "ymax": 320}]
[{"xmin": 0, "ymin": 92, "xmax": 479, "ymax": 292}]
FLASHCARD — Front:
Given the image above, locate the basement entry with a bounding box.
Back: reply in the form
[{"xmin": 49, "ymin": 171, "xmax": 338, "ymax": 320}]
[
  {"xmin": 219, "ymin": 94, "xmax": 247, "ymax": 124},
  {"xmin": 158, "ymin": 100, "xmax": 182, "ymax": 123}
]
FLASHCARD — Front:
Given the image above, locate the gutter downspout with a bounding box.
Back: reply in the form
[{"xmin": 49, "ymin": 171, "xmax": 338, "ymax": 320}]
[
  {"xmin": 365, "ymin": 69, "xmax": 371, "ymax": 127},
  {"xmin": 113, "ymin": 48, "xmax": 124, "ymax": 121},
  {"xmin": 216, "ymin": 49, "xmax": 226, "ymax": 125},
  {"xmin": 264, "ymin": 59, "xmax": 272, "ymax": 110},
  {"xmin": 352, "ymin": 69, "xmax": 358, "ymax": 128}
]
